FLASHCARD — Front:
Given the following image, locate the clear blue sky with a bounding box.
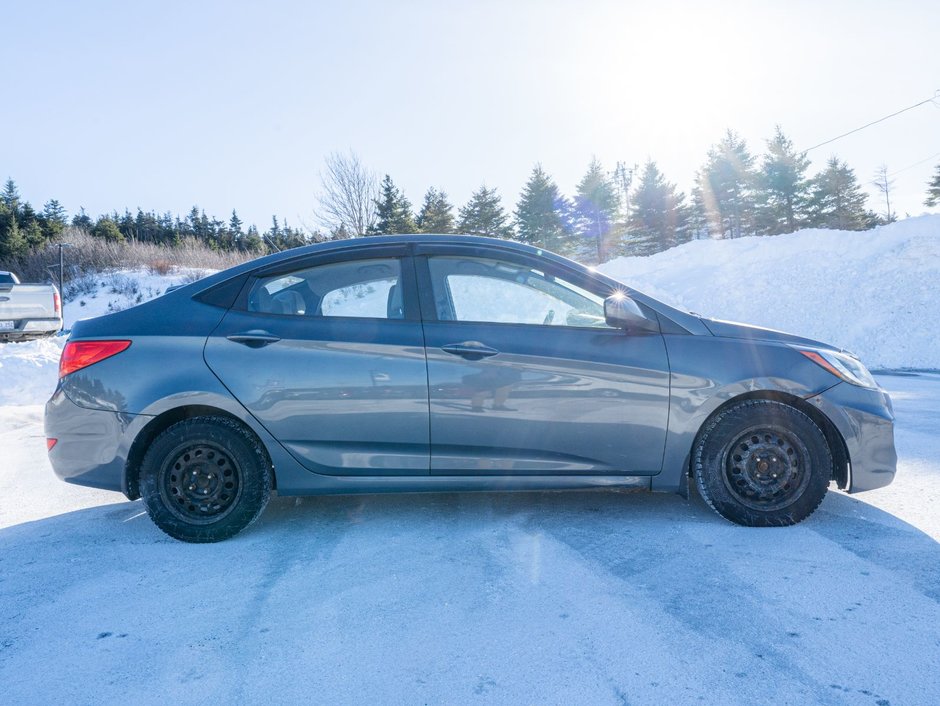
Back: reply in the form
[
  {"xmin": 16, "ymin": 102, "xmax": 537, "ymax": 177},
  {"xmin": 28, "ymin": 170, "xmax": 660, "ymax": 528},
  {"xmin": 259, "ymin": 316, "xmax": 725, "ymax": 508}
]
[{"xmin": 3, "ymin": 0, "xmax": 938, "ymax": 230}]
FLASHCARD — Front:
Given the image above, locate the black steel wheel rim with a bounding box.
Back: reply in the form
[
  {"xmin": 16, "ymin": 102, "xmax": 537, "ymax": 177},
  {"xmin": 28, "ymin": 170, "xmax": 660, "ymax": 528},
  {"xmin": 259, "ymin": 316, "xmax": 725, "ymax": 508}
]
[
  {"xmin": 721, "ymin": 425, "xmax": 812, "ymax": 511},
  {"xmin": 159, "ymin": 442, "xmax": 242, "ymax": 524}
]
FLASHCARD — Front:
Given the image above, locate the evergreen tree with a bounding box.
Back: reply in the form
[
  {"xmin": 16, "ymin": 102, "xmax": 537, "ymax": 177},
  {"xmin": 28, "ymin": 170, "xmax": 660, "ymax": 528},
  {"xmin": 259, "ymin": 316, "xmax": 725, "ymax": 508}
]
[
  {"xmin": 1, "ymin": 178, "xmax": 20, "ymax": 213},
  {"xmin": 229, "ymin": 210, "xmax": 243, "ymax": 236},
  {"xmin": 573, "ymin": 158, "xmax": 618, "ymax": 263},
  {"xmin": 806, "ymin": 157, "xmax": 873, "ymax": 230},
  {"xmin": 91, "ymin": 217, "xmax": 124, "ymax": 242},
  {"xmin": 695, "ymin": 130, "xmax": 757, "ymax": 238},
  {"xmin": 755, "ymin": 126, "xmax": 811, "ymax": 234},
  {"xmin": 626, "ymin": 161, "xmax": 690, "ymax": 255},
  {"xmin": 370, "ymin": 175, "xmax": 417, "ymax": 234},
  {"xmin": 457, "ymin": 186, "xmax": 514, "ymax": 238},
  {"xmin": 0, "ymin": 211, "xmax": 28, "ymax": 260},
  {"xmin": 514, "ymin": 165, "xmax": 571, "ymax": 254},
  {"xmin": 244, "ymin": 224, "xmax": 264, "ymax": 252},
  {"xmin": 71, "ymin": 207, "xmax": 93, "ymax": 230},
  {"xmin": 924, "ymin": 162, "xmax": 940, "ymax": 207},
  {"xmin": 416, "ymin": 188, "xmax": 455, "ymax": 233},
  {"xmin": 41, "ymin": 199, "xmax": 68, "ymax": 238}
]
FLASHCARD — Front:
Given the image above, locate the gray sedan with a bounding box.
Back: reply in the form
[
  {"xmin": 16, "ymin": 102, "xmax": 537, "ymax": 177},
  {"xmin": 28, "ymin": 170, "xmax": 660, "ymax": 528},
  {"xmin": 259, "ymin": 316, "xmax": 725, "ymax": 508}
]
[{"xmin": 45, "ymin": 235, "xmax": 897, "ymax": 542}]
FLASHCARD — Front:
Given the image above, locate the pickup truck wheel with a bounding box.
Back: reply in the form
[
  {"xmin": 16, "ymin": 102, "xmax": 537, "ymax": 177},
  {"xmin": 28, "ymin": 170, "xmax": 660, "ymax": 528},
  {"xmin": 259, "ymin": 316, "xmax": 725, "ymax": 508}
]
[
  {"xmin": 694, "ymin": 400, "xmax": 831, "ymax": 526},
  {"xmin": 140, "ymin": 416, "xmax": 271, "ymax": 542}
]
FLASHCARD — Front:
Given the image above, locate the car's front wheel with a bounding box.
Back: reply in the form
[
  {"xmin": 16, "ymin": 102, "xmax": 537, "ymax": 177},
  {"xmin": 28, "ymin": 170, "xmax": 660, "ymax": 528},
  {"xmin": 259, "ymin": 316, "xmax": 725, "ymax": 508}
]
[
  {"xmin": 140, "ymin": 416, "xmax": 272, "ymax": 542},
  {"xmin": 694, "ymin": 400, "xmax": 831, "ymax": 526}
]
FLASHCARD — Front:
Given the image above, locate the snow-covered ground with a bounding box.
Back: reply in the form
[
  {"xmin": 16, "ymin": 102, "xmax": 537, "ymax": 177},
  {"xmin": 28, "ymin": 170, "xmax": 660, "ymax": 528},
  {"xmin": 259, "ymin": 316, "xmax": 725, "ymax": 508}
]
[
  {"xmin": 1, "ymin": 373, "xmax": 938, "ymax": 704},
  {"xmin": 601, "ymin": 214, "xmax": 940, "ymax": 370},
  {"xmin": 1, "ymin": 223, "xmax": 939, "ymax": 703}
]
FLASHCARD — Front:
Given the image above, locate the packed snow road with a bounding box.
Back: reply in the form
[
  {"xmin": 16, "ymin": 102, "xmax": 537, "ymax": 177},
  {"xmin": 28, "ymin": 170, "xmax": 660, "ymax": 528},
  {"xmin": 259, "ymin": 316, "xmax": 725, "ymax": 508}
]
[{"xmin": 1, "ymin": 373, "xmax": 939, "ymax": 705}]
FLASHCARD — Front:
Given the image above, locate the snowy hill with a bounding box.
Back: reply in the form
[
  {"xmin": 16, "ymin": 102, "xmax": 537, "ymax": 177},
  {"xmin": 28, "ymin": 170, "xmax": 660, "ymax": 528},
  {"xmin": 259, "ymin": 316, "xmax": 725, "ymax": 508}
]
[{"xmin": 600, "ymin": 214, "xmax": 940, "ymax": 370}]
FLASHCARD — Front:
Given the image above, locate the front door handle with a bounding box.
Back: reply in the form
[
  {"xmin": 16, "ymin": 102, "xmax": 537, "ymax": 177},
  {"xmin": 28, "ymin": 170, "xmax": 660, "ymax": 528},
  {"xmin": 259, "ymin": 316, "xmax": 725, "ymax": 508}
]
[
  {"xmin": 227, "ymin": 330, "xmax": 281, "ymax": 348},
  {"xmin": 441, "ymin": 341, "xmax": 500, "ymax": 359}
]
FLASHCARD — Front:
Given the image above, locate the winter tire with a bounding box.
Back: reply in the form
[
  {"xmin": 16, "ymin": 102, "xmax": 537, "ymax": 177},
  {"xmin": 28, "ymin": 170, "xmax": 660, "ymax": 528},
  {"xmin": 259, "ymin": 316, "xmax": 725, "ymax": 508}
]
[
  {"xmin": 694, "ymin": 400, "xmax": 831, "ymax": 526},
  {"xmin": 140, "ymin": 416, "xmax": 272, "ymax": 542}
]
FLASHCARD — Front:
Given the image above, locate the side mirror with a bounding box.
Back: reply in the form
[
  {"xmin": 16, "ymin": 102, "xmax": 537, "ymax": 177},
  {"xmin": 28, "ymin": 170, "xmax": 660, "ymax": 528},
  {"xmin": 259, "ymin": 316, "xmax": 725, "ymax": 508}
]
[{"xmin": 604, "ymin": 294, "xmax": 660, "ymax": 333}]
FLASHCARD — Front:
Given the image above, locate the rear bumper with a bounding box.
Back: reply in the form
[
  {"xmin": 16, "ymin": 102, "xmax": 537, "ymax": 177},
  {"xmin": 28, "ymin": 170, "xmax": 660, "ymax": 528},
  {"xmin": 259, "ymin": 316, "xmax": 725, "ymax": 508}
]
[
  {"xmin": 44, "ymin": 387, "xmax": 144, "ymax": 494},
  {"xmin": 812, "ymin": 382, "xmax": 897, "ymax": 493},
  {"xmin": 0, "ymin": 317, "xmax": 62, "ymax": 340}
]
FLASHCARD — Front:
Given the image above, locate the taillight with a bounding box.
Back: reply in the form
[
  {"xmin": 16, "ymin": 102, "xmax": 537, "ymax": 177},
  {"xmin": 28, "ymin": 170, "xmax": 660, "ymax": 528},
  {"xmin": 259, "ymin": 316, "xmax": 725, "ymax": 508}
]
[
  {"xmin": 53, "ymin": 290, "xmax": 62, "ymax": 318},
  {"xmin": 47, "ymin": 438, "xmax": 58, "ymax": 451},
  {"xmin": 59, "ymin": 340, "xmax": 131, "ymax": 378}
]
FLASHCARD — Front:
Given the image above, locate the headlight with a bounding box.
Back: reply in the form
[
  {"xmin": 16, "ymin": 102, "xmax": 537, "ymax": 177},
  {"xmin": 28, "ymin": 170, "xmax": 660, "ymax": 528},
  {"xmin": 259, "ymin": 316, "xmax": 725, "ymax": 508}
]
[{"xmin": 795, "ymin": 347, "xmax": 878, "ymax": 389}]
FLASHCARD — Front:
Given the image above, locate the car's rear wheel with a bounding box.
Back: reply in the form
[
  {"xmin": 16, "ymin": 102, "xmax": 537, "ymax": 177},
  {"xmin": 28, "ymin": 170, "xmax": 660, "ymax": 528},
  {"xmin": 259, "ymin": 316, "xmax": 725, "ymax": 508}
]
[
  {"xmin": 694, "ymin": 400, "xmax": 831, "ymax": 526},
  {"xmin": 140, "ymin": 416, "xmax": 272, "ymax": 542}
]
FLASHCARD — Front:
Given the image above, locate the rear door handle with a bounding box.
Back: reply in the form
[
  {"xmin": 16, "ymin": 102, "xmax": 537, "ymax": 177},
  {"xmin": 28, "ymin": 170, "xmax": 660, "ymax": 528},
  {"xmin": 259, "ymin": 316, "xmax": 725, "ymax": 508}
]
[
  {"xmin": 441, "ymin": 341, "xmax": 499, "ymax": 359},
  {"xmin": 227, "ymin": 330, "xmax": 281, "ymax": 348}
]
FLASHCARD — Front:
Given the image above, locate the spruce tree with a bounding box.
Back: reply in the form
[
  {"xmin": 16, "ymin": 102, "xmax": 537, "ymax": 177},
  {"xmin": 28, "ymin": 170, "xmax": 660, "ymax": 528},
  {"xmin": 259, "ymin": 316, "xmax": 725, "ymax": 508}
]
[
  {"xmin": 91, "ymin": 217, "xmax": 124, "ymax": 242},
  {"xmin": 573, "ymin": 158, "xmax": 618, "ymax": 263},
  {"xmin": 925, "ymin": 163, "xmax": 940, "ymax": 207},
  {"xmin": 71, "ymin": 207, "xmax": 93, "ymax": 230},
  {"xmin": 514, "ymin": 165, "xmax": 571, "ymax": 254},
  {"xmin": 457, "ymin": 186, "xmax": 514, "ymax": 239},
  {"xmin": 42, "ymin": 199, "xmax": 69, "ymax": 229},
  {"xmin": 1, "ymin": 178, "xmax": 20, "ymax": 213},
  {"xmin": 695, "ymin": 130, "xmax": 757, "ymax": 238},
  {"xmin": 0, "ymin": 211, "xmax": 28, "ymax": 260},
  {"xmin": 626, "ymin": 161, "xmax": 690, "ymax": 255},
  {"xmin": 806, "ymin": 157, "xmax": 873, "ymax": 230},
  {"xmin": 416, "ymin": 188, "xmax": 455, "ymax": 233},
  {"xmin": 755, "ymin": 126, "xmax": 811, "ymax": 234},
  {"xmin": 370, "ymin": 175, "xmax": 417, "ymax": 234},
  {"xmin": 229, "ymin": 210, "xmax": 243, "ymax": 236}
]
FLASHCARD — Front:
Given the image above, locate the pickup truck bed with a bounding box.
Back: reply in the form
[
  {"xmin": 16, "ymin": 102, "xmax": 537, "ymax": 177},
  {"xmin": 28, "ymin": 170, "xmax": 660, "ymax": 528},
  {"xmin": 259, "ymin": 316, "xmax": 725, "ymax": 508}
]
[{"xmin": 0, "ymin": 271, "xmax": 63, "ymax": 341}]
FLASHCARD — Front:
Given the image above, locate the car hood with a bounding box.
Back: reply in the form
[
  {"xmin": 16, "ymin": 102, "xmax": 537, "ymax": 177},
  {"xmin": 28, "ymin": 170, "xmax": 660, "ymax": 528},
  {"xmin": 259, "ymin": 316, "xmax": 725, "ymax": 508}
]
[{"xmin": 700, "ymin": 318, "xmax": 838, "ymax": 351}]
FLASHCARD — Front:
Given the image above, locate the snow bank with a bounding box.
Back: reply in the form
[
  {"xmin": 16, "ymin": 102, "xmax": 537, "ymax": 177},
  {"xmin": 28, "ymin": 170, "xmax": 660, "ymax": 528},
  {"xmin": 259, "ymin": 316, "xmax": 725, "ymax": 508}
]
[
  {"xmin": 600, "ymin": 214, "xmax": 940, "ymax": 370},
  {"xmin": 0, "ymin": 337, "xmax": 65, "ymax": 407},
  {"xmin": 0, "ymin": 268, "xmax": 212, "ymax": 407}
]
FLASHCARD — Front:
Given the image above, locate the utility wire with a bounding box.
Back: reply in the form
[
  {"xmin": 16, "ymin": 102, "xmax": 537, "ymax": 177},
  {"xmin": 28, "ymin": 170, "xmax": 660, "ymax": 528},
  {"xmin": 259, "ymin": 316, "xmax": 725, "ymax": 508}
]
[
  {"xmin": 803, "ymin": 90, "xmax": 940, "ymax": 154},
  {"xmin": 888, "ymin": 150, "xmax": 940, "ymax": 178}
]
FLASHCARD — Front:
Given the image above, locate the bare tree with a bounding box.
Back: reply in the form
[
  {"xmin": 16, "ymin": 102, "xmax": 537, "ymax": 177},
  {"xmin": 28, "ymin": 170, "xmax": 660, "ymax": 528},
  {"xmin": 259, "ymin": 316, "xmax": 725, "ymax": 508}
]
[
  {"xmin": 314, "ymin": 150, "xmax": 379, "ymax": 238},
  {"xmin": 872, "ymin": 164, "xmax": 896, "ymax": 224}
]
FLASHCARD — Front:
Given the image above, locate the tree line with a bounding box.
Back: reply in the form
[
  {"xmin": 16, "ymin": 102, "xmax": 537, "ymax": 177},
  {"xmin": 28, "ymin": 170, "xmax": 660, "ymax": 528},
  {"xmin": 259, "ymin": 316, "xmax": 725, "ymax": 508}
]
[
  {"xmin": 308, "ymin": 127, "xmax": 939, "ymax": 263},
  {"xmin": 0, "ymin": 182, "xmax": 306, "ymax": 263},
  {"xmin": 4, "ymin": 126, "xmax": 939, "ymax": 267}
]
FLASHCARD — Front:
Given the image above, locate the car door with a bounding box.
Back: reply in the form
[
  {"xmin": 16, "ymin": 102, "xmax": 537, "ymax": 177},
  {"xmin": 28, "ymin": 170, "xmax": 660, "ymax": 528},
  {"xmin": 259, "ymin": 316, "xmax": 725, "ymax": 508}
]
[
  {"xmin": 204, "ymin": 245, "xmax": 430, "ymax": 476},
  {"xmin": 415, "ymin": 245, "xmax": 671, "ymax": 475}
]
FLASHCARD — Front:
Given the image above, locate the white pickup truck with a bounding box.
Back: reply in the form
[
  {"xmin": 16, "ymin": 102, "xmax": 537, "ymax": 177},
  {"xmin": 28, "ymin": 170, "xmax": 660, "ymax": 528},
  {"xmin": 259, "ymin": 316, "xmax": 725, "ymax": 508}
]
[{"xmin": 0, "ymin": 271, "xmax": 63, "ymax": 341}]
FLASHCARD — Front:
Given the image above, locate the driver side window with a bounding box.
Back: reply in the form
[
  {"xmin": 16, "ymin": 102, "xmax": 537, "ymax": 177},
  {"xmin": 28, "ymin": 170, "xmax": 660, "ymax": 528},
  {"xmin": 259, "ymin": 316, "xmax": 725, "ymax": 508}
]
[{"xmin": 427, "ymin": 256, "xmax": 611, "ymax": 328}]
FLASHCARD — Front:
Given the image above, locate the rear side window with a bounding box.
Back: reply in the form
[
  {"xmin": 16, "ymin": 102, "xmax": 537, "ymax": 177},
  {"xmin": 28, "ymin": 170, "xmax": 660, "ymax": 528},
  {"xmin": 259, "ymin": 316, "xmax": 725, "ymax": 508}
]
[{"xmin": 247, "ymin": 258, "xmax": 404, "ymax": 319}]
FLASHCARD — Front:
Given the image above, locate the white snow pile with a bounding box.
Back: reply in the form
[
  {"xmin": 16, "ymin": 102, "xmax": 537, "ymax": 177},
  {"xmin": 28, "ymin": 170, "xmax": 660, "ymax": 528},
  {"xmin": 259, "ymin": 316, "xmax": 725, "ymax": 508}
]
[
  {"xmin": 600, "ymin": 214, "xmax": 940, "ymax": 370},
  {"xmin": 0, "ymin": 268, "xmax": 212, "ymax": 407}
]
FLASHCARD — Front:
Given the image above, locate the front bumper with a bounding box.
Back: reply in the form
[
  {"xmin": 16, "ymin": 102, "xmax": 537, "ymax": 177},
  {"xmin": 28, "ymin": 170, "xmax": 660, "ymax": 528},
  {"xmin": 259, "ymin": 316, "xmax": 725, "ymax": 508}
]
[
  {"xmin": 811, "ymin": 382, "xmax": 897, "ymax": 492},
  {"xmin": 44, "ymin": 387, "xmax": 143, "ymax": 493}
]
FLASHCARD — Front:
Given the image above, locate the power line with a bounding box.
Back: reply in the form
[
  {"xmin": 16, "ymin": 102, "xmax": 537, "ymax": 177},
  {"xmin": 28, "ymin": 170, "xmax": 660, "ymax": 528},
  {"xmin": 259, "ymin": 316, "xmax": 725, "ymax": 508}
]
[
  {"xmin": 803, "ymin": 90, "xmax": 940, "ymax": 154},
  {"xmin": 888, "ymin": 150, "xmax": 940, "ymax": 178}
]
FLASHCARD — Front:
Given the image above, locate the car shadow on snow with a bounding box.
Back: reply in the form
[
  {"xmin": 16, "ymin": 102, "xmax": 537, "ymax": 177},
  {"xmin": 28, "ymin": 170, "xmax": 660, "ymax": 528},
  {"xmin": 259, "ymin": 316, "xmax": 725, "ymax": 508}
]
[{"xmin": 1, "ymin": 485, "xmax": 937, "ymax": 603}]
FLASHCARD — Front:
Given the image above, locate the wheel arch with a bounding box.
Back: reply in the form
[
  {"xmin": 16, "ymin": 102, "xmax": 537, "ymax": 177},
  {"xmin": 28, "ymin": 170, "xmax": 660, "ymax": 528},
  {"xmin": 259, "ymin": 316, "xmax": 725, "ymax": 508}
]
[
  {"xmin": 687, "ymin": 389, "xmax": 850, "ymax": 490},
  {"xmin": 124, "ymin": 405, "xmax": 276, "ymax": 500}
]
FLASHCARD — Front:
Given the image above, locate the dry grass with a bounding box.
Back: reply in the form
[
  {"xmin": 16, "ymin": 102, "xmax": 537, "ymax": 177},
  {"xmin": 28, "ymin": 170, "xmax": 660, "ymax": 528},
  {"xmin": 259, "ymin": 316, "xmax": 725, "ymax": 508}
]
[{"xmin": 1, "ymin": 228, "xmax": 254, "ymax": 285}]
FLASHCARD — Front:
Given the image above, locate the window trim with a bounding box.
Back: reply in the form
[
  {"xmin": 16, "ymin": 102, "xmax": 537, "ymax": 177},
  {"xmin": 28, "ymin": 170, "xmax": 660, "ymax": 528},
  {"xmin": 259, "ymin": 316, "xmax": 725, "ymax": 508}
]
[{"xmin": 233, "ymin": 245, "xmax": 421, "ymax": 322}]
